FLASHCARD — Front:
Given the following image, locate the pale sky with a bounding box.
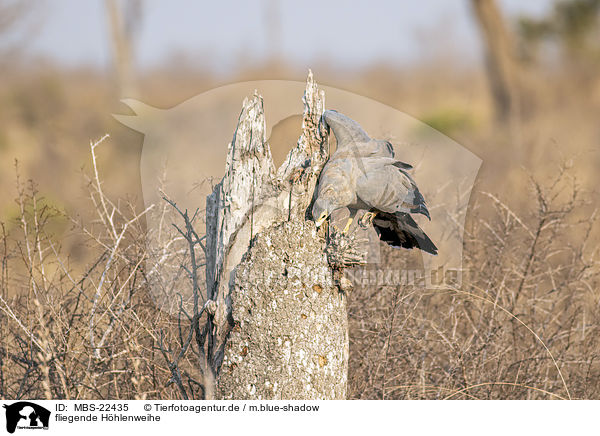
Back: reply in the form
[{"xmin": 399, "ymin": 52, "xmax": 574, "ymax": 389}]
[{"xmin": 5, "ymin": 0, "xmax": 552, "ymax": 73}]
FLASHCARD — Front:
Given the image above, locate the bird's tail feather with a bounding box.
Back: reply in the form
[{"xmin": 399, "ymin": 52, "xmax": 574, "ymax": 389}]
[{"xmin": 373, "ymin": 212, "xmax": 437, "ymax": 255}]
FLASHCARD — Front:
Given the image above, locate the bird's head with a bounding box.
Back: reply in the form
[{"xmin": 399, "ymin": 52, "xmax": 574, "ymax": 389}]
[{"xmin": 312, "ymin": 195, "xmax": 336, "ymax": 228}]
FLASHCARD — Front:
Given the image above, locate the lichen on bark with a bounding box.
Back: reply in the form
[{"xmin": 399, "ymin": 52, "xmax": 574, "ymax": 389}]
[{"xmin": 217, "ymin": 220, "xmax": 348, "ymax": 399}]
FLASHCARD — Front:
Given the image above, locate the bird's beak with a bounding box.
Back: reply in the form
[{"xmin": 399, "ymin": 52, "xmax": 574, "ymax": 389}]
[{"xmin": 315, "ymin": 211, "xmax": 329, "ymax": 228}]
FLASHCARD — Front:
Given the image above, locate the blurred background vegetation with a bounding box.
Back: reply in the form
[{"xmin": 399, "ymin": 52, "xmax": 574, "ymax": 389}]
[
  {"xmin": 0, "ymin": 0, "xmax": 598, "ymax": 225},
  {"xmin": 0, "ymin": 0, "xmax": 599, "ymax": 399}
]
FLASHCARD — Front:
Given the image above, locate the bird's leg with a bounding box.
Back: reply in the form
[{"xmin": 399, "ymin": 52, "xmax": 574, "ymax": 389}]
[
  {"xmin": 342, "ymin": 218, "xmax": 353, "ymax": 234},
  {"xmin": 342, "ymin": 209, "xmax": 357, "ymax": 234},
  {"xmin": 359, "ymin": 211, "xmax": 377, "ymax": 228}
]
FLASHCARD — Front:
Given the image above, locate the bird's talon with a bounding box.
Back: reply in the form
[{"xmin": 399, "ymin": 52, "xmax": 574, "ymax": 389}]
[{"xmin": 359, "ymin": 212, "xmax": 377, "ymax": 228}]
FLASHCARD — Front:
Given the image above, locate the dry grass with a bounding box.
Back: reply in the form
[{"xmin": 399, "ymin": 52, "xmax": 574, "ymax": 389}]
[{"xmin": 348, "ymin": 168, "xmax": 600, "ymax": 399}]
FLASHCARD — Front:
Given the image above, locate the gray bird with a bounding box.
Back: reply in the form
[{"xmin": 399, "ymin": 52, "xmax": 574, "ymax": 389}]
[
  {"xmin": 323, "ymin": 109, "xmax": 396, "ymax": 159},
  {"xmin": 313, "ymin": 111, "xmax": 437, "ymax": 255}
]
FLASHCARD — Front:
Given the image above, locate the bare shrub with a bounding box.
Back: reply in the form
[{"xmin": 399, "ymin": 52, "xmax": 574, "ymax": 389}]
[
  {"xmin": 1, "ymin": 135, "xmax": 598, "ymax": 400},
  {"xmin": 348, "ymin": 166, "xmax": 600, "ymax": 399},
  {"xmin": 0, "ymin": 136, "xmax": 173, "ymax": 399}
]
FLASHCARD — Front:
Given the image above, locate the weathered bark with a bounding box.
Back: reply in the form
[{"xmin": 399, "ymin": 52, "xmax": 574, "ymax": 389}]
[
  {"xmin": 471, "ymin": 0, "xmax": 521, "ymax": 126},
  {"xmin": 219, "ymin": 219, "xmax": 348, "ymax": 399},
  {"xmin": 205, "ymin": 72, "xmax": 349, "ymax": 399}
]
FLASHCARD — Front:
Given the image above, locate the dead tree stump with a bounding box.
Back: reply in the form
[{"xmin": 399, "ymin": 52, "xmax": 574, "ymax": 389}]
[{"xmin": 205, "ymin": 72, "xmax": 349, "ymax": 399}]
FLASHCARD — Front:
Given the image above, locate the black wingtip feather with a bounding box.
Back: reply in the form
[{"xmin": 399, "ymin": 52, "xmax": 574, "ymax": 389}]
[
  {"xmin": 392, "ymin": 160, "xmax": 412, "ymax": 170},
  {"xmin": 411, "ymin": 203, "xmax": 431, "ymax": 221},
  {"xmin": 373, "ymin": 212, "xmax": 438, "ymax": 255}
]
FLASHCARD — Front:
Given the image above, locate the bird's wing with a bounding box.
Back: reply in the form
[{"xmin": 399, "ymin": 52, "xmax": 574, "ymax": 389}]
[
  {"xmin": 323, "ymin": 110, "xmax": 371, "ymax": 147},
  {"xmin": 391, "ymin": 158, "xmax": 412, "ymax": 169},
  {"xmin": 355, "ymin": 159, "xmax": 430, "ymax": 219},
  {"xmin": 324, "ymin": 111, "xmax": 406, "ymax": 160},
  {"xmin": 373, "ymin": 212, "xmax": 438, "ymax": 254},
  {"xmin": 373, "ymin": 140, "xmax": 396, "ymax": 158}
]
